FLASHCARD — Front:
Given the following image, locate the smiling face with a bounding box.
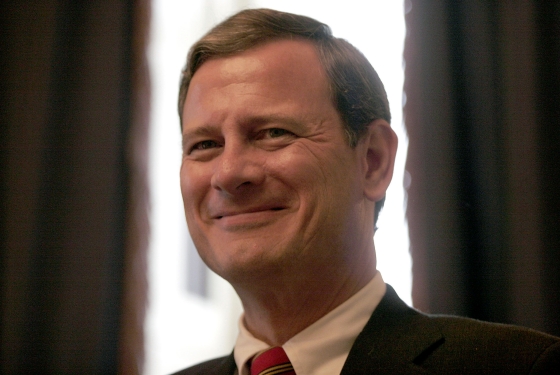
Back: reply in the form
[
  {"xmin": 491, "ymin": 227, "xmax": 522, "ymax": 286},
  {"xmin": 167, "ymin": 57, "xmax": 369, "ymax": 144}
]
[{"xmin": 180, "ymin": 39, "xmax": 377, "ymax": 284}]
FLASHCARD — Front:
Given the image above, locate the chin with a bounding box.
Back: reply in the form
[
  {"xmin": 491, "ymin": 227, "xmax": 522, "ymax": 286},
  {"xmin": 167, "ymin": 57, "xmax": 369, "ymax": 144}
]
[{"xmin": 209, "ymin": 242, "xmax": 294, "ymax": 283}]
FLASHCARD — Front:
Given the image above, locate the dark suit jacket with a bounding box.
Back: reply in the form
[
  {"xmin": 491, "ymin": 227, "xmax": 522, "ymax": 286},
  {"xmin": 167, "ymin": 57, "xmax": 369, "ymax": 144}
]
[{"xmin": 173, "ymin": 285, "xmax": 560, "ymax": 374}]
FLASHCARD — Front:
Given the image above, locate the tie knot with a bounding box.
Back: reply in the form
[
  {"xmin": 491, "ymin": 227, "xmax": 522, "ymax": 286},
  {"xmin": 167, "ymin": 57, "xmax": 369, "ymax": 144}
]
[{"xmin": 250, "ymin": 346, "xmax": 295, "ymax": 375}]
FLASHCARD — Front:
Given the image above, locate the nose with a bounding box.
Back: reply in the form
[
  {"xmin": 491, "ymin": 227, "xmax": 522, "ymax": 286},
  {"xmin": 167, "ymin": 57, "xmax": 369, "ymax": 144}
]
[{"xmin": 210, "ymin": 141, "xmax": 265, "ymax": 195}]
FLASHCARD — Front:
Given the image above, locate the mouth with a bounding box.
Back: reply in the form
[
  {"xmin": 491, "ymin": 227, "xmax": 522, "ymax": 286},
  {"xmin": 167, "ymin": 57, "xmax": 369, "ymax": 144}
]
[{"xmin": 215, "ymin": 206, "xmax": 285, "ymax": 219}]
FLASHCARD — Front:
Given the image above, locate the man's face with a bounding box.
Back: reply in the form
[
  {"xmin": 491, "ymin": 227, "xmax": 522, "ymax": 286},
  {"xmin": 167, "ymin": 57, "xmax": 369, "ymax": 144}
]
[{"xmin": 180, "ymin": 39, "xmax": 374, "ymax": 283}]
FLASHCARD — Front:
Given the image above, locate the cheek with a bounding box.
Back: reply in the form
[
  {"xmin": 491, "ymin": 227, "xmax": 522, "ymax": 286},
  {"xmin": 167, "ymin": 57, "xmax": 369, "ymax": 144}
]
[
  {"xmin": 180, "ymin": 164, "xmax": 215, "ymax": 260},
  {"xmin": 262, "ymin": 154, "xmax": 319, "ymax": 209},
  {"xmin": 264, "ymin": 150, "xmax": 331, "ymax": 221},
  {"xmin": 180, "ymin": 162, "xmax": 211, "ymax": 218},
  {"xmin": 278, "ymin": 154, "xmax": 344, "ymax": 197},
  {"xmin": 284, "ymin": 152, "xmax": 361, "ymax": 218}
]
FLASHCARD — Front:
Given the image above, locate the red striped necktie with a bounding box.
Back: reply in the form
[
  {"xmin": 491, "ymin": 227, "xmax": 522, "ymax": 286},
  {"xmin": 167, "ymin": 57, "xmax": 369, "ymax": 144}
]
[{"xmin": 250, "ymin": 346, "xmax": 296, "ymax": 375}]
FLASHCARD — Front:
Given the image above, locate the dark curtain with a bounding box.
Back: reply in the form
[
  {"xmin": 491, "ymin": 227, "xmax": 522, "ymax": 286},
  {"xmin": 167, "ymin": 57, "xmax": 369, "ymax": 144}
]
[
  {"xmin": 0, "ymin": 1, "xmax": 150, "ymax": 374},
  {"xmin": 405, "ymin": 0, "xmax": 560, "ymax": 336}
]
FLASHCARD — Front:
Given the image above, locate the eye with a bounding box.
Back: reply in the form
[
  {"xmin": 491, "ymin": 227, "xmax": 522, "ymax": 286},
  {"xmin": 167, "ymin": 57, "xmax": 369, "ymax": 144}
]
[
  {"xmin": 267, "ymin": 128, "xmax": 289, "ymax": 138},
  {"xmin": 190, "ymin": 140, "xmax": 219, "ymax": 152}
]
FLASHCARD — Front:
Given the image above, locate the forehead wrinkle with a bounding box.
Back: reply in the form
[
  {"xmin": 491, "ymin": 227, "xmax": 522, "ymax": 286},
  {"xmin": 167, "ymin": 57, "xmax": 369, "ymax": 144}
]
[{"xmin": 243, "ymin": 113, "xmax": 303, "ymax": 128}]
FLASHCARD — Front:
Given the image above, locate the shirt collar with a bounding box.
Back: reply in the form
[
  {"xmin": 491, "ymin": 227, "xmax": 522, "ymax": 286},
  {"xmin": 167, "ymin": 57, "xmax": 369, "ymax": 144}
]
[{"xmin": 234, "ymin": 272, "xmax": 386, "ymax": 375}]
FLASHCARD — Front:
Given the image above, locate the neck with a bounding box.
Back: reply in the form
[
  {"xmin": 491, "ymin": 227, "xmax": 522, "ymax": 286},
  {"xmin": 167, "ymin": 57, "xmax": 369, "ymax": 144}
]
[{"xmin": 233, "ymin": 246, "xmax": 376, "ymax": 346}]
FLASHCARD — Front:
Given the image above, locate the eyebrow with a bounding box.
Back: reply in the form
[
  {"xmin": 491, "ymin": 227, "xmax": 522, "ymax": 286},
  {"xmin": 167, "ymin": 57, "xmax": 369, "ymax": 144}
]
[{"xmin": 182, "ymin": 126, "xmax": 218, "ymax": 151}]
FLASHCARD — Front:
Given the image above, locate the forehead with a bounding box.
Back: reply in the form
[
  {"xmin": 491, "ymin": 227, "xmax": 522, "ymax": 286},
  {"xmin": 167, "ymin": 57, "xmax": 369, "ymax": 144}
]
[
  {"xmin": 198, "ymin": 38, "xmax": 326, "ymax": 81},
  {"xmin": 183, "ymin": 39, "xmax": 333, "ymax": 121}
]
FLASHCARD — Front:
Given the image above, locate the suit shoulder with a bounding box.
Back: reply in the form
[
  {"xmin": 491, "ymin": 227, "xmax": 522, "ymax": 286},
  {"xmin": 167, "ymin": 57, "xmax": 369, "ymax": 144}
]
[
  {"xmin": 170, "ymin": 354, "xmax": 235, "ymax": 375},
  {"xmin": 431, "ymin": 314, "xmax": 559, "ymax": 347},
  {"xmin": 425, "ymin": 314, "xmax": 560, "ymax": 373},
  {"xmin": 368, "ymin": 285, "xmax": 560, "ymax": 373}
]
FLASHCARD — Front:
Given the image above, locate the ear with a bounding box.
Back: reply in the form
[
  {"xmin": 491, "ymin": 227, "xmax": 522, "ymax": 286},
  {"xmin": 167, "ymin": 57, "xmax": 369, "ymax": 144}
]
[{"xmin": 359, "ymin": 119, "xmax": 398, "ymax": 202}]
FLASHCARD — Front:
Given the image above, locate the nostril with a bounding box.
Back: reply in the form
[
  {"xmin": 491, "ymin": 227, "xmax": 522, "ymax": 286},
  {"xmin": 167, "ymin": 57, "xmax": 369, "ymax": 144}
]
[{"xmin": 237, "ymin": 181, "xmax": 252, "ymax": 189}]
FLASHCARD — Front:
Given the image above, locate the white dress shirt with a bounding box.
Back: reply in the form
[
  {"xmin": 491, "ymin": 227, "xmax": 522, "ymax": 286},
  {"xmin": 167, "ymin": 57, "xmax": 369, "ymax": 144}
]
[{"xmin": 233, "ymin": 272, "xmax": 386, "ymax": 375}]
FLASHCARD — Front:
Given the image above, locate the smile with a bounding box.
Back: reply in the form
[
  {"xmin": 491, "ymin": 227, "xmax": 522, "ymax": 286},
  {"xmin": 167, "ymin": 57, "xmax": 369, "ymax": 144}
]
[
  {"xmin": 213, "ymin": 207, "xmax": 286, "ymax": 230},
  {"xmin": 215, "ymin": 207, "xmax": 284, "ymax": 219}
]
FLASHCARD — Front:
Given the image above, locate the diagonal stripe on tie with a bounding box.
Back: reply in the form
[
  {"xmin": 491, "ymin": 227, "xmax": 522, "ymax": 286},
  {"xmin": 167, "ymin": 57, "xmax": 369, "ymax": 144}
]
[
  {"xmin": 250, "ymin": 346, "xmax": 296, "ymax": 375},
  {"xmin": 259, "ymin": 363, "xmax": 294, "ymax": 375}
]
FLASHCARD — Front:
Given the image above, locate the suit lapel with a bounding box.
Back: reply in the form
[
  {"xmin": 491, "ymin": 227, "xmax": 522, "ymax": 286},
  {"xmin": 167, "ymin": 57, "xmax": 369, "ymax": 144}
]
[
  {"xmin": 200, "ymin": 353, "xmax": 236, "ymax": 375},
  {"xmin": 341, "ymin": 285, "xmax": 444, "ymax": 374},
  {"xmin": 215, "ymin": 353, "xmax": 236, "ymax": 375},
  {"xmin": 170, "ymin": 352, "xmax": 235, "ymax": 375}
]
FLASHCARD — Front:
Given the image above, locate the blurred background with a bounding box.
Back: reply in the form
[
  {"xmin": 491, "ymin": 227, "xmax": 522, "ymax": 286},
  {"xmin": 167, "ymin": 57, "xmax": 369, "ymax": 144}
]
[{"xmin": 1, "ymin": 1, "xmax": 559, "ymax": 374}]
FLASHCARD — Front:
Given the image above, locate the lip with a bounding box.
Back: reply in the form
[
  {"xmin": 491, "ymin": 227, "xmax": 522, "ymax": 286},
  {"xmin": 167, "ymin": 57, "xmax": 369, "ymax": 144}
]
[
  {"xmin": 211, "ymin": 206, "xmax": 287, "ymax": 230},
  {"xmin": 213, "ymin": 206, "xmax": 285, "ymax": 219}
]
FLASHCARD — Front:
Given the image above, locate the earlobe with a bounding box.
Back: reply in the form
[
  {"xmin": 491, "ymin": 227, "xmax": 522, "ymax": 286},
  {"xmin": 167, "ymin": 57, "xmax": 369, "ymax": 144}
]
[{"xmin": 361, "ymin": 119, "xmax": 398, "ymax": 202}]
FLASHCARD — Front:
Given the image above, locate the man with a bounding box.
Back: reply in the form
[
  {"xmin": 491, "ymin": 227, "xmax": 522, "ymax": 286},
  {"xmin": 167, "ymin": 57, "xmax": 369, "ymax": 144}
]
[{"xmin": 174, "ymin": 8, "xmax": 560, "ymax": 375}]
